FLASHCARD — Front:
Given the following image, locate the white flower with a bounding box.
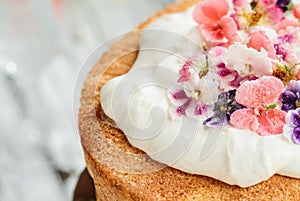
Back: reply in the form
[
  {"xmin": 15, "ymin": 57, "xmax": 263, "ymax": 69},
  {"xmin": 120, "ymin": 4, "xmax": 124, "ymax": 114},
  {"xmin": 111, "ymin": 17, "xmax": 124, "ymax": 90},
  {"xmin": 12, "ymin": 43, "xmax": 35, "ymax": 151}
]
[
  {"xmin": 221, "ymin": 43, "xmax": 273, "ymax": 77},
  {"xmin": 183, "ymin": 70, "xmax": 218, "ymax": 105}
]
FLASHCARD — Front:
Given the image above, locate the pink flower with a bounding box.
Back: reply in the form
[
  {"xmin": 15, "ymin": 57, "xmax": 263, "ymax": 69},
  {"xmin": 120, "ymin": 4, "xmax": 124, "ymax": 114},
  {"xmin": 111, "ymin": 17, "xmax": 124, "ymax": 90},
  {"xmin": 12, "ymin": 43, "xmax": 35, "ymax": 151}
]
[
  {"xmin": 235, "ymin": 76, "xmax": 283, "ymax": 107},
  {"xmin": 276, "ymin": 19, "xmax": 299, "ymax": 32},
  {"xmin": 230, "ymin": 109, "xmax": 259, "ymax": 131},
  {"xmin": 233, "ymin": 0, "xmax": 248, "ymax": 7},
  {"xmin": 264, "ymin": 5, "xmax": 285, "ymax": 25},
  {"xmin": 230, "ymin": 76, "xmax": 286, "ymax": 136},
  {"xmin": 293, "ymin": 3, "xmax": 300, "ymax": 19},
  {"xmin": 258, "ymin": 0, "xmax": 277, "ymax": 6},
  {"xmin": 248, "ymin": 30, "xmax": 277, "ymax": 59},
  {"xmin": 192, "ymin": 0, "xmax": 240, "ymax": 45},
  {"xmin": 178, "ymin": 60, "xmax": 192, "ymax": 82},
  {"xmin": 233, "ymin": 0, "xmax": 284, "ymax": 29},
  {"xmin": 222, "ymin": 16, "xmax": 242, "ymax": 47}
]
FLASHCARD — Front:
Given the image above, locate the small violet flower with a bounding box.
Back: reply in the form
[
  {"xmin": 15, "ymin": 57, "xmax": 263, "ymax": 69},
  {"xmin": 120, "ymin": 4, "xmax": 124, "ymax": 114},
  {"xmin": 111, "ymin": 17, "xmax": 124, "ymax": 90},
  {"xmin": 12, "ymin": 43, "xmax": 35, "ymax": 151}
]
[
  {"xmin": 192, "ymin": 0, "xmax": 241, "ymax": 45},
  {"xmin": 230, "ymin": 76, "xmax": 287, "ymax": 136},
  {"xmin": 203, "ymin": 90, "xmax": 245, "ymax": 128},
  {"xmin": 283, "ymin": 108, "xmax": 300, "ymax": 144},
  {"xmin": 281, "ymin": 80, "xmax": 300, "ymax": 111}
]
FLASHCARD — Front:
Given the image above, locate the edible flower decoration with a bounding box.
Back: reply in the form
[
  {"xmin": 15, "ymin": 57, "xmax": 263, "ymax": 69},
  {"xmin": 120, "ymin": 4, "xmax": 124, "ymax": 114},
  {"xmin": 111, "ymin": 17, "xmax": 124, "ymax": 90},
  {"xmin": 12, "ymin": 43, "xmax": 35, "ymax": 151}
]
[
  {"xmin": 167, "ymin": 0, "xmax": 300, "ymax": 144},
  {"xmin": 168, "ymin": 56, "xmax": 219, "ymax": 119},
  {"xmin": 216, "ymin": 43, "xmax": 272, "ymax": 90},
  {"xmin": 283, "ymin": 108, "xmax": 300, "ymax": 144},
  {"xmin": 203, "ymin": 90, "xmax": 245, "ymax": 128},
  {"xmin": 233, "ymin": 0, "xmax": 285, "ymax": 30},
  {"xmin": 230, "ymin": 76, "xmax": 287, "ymax": 136},
  {"xmin": 281, "ymin": 80, "xmax": 300, "ymax": 111},
  {"xmin": 192, "ymin": 0, "xmax": 241, "ymax": 45}
]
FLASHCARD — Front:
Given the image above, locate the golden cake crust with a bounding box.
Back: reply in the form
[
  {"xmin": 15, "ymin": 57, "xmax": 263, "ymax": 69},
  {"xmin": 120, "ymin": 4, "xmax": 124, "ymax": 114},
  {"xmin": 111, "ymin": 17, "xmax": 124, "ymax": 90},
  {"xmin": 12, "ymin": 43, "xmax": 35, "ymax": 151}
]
[{"xmin": 78, "ymin": 0, "xmax": 300, "ymax": 200}]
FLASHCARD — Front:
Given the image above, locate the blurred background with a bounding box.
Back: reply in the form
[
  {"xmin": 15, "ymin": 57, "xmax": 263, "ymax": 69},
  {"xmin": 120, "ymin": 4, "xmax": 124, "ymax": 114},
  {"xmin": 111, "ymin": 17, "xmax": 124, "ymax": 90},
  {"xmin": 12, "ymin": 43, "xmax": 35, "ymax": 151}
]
[{"xmin": 0, "ymin": 0, "xmax": 176, "ymax": 200}]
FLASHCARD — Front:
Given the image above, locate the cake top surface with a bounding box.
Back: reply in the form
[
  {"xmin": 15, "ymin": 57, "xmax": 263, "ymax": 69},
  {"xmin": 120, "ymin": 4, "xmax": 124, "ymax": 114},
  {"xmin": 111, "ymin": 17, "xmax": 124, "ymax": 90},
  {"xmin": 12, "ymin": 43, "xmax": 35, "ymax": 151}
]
[{"xmin": 100, "ymin": 0, "xmax": 300, "ymax": 187}]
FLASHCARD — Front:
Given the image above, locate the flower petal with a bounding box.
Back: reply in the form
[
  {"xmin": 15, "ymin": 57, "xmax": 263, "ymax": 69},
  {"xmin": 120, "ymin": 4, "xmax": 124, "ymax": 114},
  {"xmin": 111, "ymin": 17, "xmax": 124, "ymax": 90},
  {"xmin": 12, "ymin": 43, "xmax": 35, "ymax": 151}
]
[
  {"xmin": 199, "ymin": 77, "xmax": 219, "ymax": 105},
  {"xmin": 204, "ymin": 113, "xmax": 228, "ymax": 128},
  {"xmin": 276, "ymin": 19, "xmax": 299, "ymax": 32},
  {"xmin": 235, "ymin": 76, "xmax": 284, "ymax": 108},
  {"xmin": 168, "ymin": 85, "xmax": 188, "ymax": 106},
  {"xmin": 193, "ymin": 2, "xmax": 217, "ymax": 25},
  {"xmin": 195, "ymin": 0, "xmax": 229, "ymax": 23},
  {"xmin": 265, "ymin": 5, "xmax": 284, "ymax": 25},
  {"xmin": 293, "ymin": 3, "xmax": 300, "ymax": 19},
  {"xmin": 256, "ymin": 109, "xmax": 286, "ymax": 136},
  {"xmin": 222, "ymin": 43, "xmax": 273, "ymax": 77},
  {"xmin": 221, "ymin": 16, "xmax": 241, "ymax": 46},
  {"xmin": 248, "ymin": 30, "xmax": 277, "ymax": 59},
  {"xmin": 283, "ymin": 108, "xmax": 300, "ymax": 144},
  {"xmin": 230, "ymin": 109, "xmax": 259, "ymax": 131},
  {"xmin": 186, "ymin": 100, "xmax": 207, "ymax": 118},
  {"xmin": 198, "ymin": 24, "xmax": 227, "ymax": 44},
  {"xmin": 292, "ymin": 127, "xmax": 300, "ymax": 144}
]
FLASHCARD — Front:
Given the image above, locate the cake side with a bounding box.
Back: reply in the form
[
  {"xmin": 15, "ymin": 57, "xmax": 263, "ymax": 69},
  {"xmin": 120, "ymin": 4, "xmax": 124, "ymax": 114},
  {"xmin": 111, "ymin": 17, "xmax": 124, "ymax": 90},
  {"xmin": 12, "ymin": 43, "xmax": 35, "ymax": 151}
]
[{"xmin": 79, "ymin": 0, "xmax": 300, "ymax": 200}]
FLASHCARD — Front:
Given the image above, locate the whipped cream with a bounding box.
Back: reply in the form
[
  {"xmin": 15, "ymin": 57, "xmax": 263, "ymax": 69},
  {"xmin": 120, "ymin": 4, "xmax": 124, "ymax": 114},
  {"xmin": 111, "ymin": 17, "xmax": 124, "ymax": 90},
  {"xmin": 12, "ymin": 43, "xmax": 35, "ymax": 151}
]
[{"xmin": 100, "ymin": 6, "xmax": 300, "ymax": 187}]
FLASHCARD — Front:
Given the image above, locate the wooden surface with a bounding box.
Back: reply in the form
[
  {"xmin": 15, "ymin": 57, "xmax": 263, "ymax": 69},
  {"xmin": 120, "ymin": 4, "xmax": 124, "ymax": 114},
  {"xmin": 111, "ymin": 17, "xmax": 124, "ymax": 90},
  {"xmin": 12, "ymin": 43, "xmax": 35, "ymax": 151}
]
[{"xmin": 73, "ymin": 168, "xmax": 96, "ymax": 201}]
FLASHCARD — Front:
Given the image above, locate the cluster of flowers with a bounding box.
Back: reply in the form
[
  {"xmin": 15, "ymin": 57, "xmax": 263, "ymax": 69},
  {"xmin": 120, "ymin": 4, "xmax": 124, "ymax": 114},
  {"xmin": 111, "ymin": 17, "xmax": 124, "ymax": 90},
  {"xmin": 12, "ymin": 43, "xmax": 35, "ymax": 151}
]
[{"xmin": 168, "ymin": 0, "xmax": 300, "ymax": 144}]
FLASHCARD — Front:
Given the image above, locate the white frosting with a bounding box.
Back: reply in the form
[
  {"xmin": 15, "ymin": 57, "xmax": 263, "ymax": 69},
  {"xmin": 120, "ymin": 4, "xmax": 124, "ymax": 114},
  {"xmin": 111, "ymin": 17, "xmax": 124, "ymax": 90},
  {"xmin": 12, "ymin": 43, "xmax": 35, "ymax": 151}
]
[{"xmin": 100, "ymin": 7, "xmax": 300, "ymax": 187}]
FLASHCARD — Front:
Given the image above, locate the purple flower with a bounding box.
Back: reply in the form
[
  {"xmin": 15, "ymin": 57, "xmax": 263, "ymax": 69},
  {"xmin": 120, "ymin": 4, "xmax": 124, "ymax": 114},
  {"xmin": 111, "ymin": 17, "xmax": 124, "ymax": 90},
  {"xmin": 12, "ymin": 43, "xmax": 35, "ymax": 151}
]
[
  {"xmin": 283, "ymin": 108, "xmax": 300, "ymax": 144},
  {"xmin": 280, "ymin": 80, "xmax": 300, "ymax": 112},
  {"xmin": 276, "ymin": 0, "xmax": 290, "ymax": 11},
  {"xmin": 203, "ymin": 90, "xmax": 245, "ymax": 128}
]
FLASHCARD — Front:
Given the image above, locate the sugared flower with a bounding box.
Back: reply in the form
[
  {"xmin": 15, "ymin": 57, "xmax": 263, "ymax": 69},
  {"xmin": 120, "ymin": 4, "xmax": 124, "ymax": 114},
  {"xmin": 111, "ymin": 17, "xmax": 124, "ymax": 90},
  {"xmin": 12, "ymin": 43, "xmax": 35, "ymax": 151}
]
[
  {"xmin": 216, "ymin": 43, "xmax": 272, "ymax": 90},
  {"xmin": 222, "ymin": 43, "xmax": 273, "ymax": 77},
  {"xmin": 192, "ymin": 0, "xmax": 240, "ymax": 45},
  {"xmin": 168, "ymin": 58, "xmax": 219, "ymax": 119},
  {"xmin": 283, "ymin": 108, "xmax": 300, "ymax": 144},
  {"xmin": 281, "ymin": 80, "xmax": 300, "ymax": 111},
  {"xmin": 276, "ymin": 19, "xmax": 299, "ymax": 32},
  {"xmin": 178, "ymin": 60, "xmax": 192, "ymax": 82},
  {"xmin": 259, "ymin": 0, "xmax": 277, "ymax": 6},
  {"xmin": 236, "ymin": 76, "xmax": 284, "ymax": 107},
  {"xmin": 216, "ymin": 62, "xmax": 257, "ymax": 90},
  {"xmin": 248, "ymin": 30, "xmax": 277, "ymax": 59},
  {"xmin": 233, "ymin": 0, "xmax": 284, "ymax": 29},
  {"xmin": 230, "ymin": 76, "xmax": 286, "ymax": 136},
  {"xmin": 275, "ymin": 25, "xmax": 300, "ymax": 67},
  {"xmin": 203, "ymin": 90, "xmax": 245, "ymax": 128}
]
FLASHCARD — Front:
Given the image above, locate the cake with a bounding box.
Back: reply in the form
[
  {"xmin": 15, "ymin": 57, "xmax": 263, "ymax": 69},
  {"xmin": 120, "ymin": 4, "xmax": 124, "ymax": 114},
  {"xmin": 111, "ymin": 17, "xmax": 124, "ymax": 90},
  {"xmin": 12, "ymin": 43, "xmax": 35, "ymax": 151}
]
[{"xmin": 79, "ymin": 0, "xmax": 300, "ymax": 200}]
